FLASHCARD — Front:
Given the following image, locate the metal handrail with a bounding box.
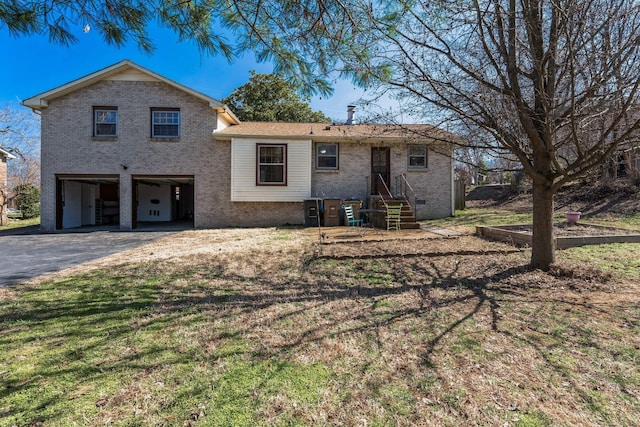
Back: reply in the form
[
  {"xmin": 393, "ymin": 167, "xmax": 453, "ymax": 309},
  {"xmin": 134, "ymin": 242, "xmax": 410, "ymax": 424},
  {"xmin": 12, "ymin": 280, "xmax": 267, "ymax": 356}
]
[
  {"xmin": 378, "ymin": 192, "xmax": 388, "ymax": 209},
  {"xmin": 396, "ymin": 173, "xmax": 417, "ymax": 213},
  {"xmin": 376, "ymin": 173, "xmax": 393, "ymax": 199}
]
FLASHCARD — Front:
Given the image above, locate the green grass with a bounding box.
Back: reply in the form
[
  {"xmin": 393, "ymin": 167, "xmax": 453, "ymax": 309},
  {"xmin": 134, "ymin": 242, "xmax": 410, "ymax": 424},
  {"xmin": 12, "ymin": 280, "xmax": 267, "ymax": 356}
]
[
  {"xmin": 0, "ymin": 268, "xmax": 331, "ymax": 426},
  {"xmin": 580, "ymin": 212, "xmax": 640, "ymax": 229},
  {"xmin": 559, "ymin": 243, "xmax": 640, "ymax": 280},
  {"xmin": 430, "ymin": 207, "xmax": 537, "ymax": 229},
  {"xmin": 1, "ymin": 225, "xmax": 639, "ymax": 426},
  {"xmin": 432, "ymin": 208, "xmax": 640, "ymax": 230},
  {"xmin": 430, "ymin": 208, "xmax": 640, "ymax": 280},
  {"xmin": 0, "ymin": 216, "xmax": 39, "ymax": 231},
  {"xmin": 513, "ymin": 411, "xmax": 552, "ymax": 427}
]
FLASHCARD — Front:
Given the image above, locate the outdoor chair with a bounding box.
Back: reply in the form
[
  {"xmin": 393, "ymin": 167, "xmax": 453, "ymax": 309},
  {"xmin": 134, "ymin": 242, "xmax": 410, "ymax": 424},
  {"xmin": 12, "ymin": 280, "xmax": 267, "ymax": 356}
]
[
  {"xmin": 342, "ymin": 204, "xmax": 364, "ymax": 236},
  {"xmin": 386, "ymin": 204, "xmax": 403, "ymax": 231}
]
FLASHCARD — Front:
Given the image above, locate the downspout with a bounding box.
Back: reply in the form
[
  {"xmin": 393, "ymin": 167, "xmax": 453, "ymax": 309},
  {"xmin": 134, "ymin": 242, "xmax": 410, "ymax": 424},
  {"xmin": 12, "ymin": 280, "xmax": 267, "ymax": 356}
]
[
  {"xmin": 451, "ymin": 148, "xmax": 456, "ymax": 216},
  {"xmin": 316, "ymin": 198, "xmax": 322, "ymax": 253}
]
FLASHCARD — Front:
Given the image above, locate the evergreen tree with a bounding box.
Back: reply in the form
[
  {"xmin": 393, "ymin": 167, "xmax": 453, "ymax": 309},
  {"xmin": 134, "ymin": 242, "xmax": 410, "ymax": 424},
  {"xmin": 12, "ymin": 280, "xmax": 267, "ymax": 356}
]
[{"xmin": 222, "ymin": 72, "xmax": 330, "ymax": 123}]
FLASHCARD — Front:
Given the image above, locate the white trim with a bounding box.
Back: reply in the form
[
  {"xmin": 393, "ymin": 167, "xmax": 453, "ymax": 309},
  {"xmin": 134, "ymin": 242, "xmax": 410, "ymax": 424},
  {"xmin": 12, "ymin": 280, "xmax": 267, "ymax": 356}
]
[
  {"xmin": 0, "ymin": 148, "xmax": 16, "ymax": 159},
  {"xmin": 257, "ymin": 143, "xmax": 287, "ymax": 185}
]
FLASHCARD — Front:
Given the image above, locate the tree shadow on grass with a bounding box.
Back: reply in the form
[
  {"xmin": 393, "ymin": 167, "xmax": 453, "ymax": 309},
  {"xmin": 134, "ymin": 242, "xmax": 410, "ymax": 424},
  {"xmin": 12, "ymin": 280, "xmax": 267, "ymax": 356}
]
[{"xmin": 0, "ymin": 247, "xmax": 633, "ymax": 425}]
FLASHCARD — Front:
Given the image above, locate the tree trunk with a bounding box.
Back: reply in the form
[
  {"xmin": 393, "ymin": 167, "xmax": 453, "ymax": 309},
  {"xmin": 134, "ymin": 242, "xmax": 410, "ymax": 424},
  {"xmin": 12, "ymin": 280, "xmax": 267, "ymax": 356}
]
[{"xmin": 530, "ymin": 181, "xmax": 556, "ymax": 269}]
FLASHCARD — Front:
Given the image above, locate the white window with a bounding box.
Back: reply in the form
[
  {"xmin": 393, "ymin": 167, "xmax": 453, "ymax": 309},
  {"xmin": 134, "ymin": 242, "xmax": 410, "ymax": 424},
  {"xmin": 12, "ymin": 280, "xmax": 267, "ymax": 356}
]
[
  {"xmin": 316, "ymin": 143, "xmax": 338, "ymax": 169},
  {"xmin": 94, "ymin": 107, "xmax": 117, "ymax": 136},
  {"xmin": 408, "ymin": 144, "xmax": 428, "ymax": 168},
  {"xmin": 152, "ymin": 108, "xmax": 180, "ymax": 138},
  {"xmin": 257, "ymin": 144, "xmax": 287, "ymax": 185}
]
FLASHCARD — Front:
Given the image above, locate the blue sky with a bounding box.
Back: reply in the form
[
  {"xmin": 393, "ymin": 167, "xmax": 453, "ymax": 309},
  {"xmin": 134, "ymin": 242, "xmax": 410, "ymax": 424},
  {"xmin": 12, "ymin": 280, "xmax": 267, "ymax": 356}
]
[{"xmin": 0, "ymin": 24, "xmax": 373, "ymax": 122}]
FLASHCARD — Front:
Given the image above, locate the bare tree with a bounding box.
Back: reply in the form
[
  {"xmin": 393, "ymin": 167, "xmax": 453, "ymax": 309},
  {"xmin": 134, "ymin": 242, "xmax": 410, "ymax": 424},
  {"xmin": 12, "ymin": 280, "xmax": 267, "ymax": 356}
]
[
  {"xmin": 0, "ymin": 183, "xmax": 9, "ymax": 226},
  {"xmin": 5, "ymin": 1, "xmax": 640, "ymax": 268},
  {"xmin": 9, "ymin": 155, "xmax": 40, "ymax": 189},
  {"xmin": 0, "ymin": 161, "xmax": 9, "ymax": 225},
  {"xmin": 226, "ymin": 0, "xmax": 640, "ymax": 269},
  {"xmin": 317, "ymin": 0, "xmax": 640, "ymax": 269}
]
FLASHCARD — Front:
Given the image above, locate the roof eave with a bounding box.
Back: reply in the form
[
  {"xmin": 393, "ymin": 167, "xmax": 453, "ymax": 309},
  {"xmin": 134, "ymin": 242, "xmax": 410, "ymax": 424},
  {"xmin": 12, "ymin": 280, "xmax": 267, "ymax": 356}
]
[
  {"xmin": 0, "ymin": 148, "xmax": 16, "ymax": 159},
  {"xmin": 21, "ymin": 59, "xmax": 225, "ymax": 111},
  {"xmin": 212, "ymin": 133, "xmax": 445, "ymax": 143},
  {"xmin": 213, "ymin": 105, "xmax": 241, "ymax": 125}
]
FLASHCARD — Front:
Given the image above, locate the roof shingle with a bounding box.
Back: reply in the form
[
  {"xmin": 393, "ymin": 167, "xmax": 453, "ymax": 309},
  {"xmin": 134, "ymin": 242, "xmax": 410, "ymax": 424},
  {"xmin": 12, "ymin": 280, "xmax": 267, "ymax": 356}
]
[{"xmin": 214, "ymin": 122, "xmax": 456, "ymax": 142}]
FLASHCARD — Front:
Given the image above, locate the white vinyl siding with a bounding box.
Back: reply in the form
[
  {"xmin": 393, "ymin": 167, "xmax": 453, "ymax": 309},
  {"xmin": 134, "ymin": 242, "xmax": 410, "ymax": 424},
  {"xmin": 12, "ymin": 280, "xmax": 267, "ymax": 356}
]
[{"xmin": 231, "ymin": 138, "xmax": 311, "ymax": 201}]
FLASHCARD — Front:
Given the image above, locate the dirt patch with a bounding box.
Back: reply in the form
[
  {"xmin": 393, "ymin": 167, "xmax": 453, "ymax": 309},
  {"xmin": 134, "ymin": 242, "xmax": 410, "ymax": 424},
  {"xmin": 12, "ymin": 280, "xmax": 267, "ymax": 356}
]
[
  {"xmin": 312, "ymin": 225, "xmax": 443, "ymax": 244},
  {"xmin": 318, "ymin": 235, "xmax": 521, "ymax": 259},
  {"xmin": 467, "ymin": 180, "xmax": 640, "ymax": 216},
  {"xmin": 29, "ymin": 227, "xmax": 312, "ymax": 282}
]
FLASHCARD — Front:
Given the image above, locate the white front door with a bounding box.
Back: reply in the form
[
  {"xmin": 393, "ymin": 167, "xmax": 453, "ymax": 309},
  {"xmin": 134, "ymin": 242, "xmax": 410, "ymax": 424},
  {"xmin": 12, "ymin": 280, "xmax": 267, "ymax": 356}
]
[{"xmin": 81, "ymin": 183, "xmax": 96, "ymax": 226}]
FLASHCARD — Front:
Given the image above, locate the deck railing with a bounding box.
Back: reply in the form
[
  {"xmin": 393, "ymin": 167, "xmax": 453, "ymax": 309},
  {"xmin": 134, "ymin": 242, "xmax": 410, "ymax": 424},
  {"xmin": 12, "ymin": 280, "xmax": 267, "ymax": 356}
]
[{"xmin": 396, "ymin": 173, "xmax": 417, "ymax": 214}]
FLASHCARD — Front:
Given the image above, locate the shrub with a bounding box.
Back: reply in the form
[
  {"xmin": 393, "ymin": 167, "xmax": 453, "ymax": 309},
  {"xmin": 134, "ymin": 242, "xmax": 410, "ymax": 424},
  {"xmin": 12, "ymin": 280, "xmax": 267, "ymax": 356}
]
[{"xmin": 14, "ymin": 183, "xmax": 40, "ymax": 219}]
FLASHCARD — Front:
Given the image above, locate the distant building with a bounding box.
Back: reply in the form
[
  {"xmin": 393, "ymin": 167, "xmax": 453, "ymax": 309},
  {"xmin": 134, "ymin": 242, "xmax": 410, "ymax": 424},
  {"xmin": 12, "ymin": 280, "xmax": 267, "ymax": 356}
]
[{"xmin": 1, "ymin": 147, "xmax": 16, "ymax": 224}]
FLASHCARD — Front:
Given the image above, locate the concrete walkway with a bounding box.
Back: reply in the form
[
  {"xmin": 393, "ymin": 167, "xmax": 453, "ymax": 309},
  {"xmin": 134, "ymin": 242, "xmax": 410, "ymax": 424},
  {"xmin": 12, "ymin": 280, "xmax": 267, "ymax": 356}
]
[{"xmin": 419, "ymin": 224, "xmax": 464, "ymax": 237}]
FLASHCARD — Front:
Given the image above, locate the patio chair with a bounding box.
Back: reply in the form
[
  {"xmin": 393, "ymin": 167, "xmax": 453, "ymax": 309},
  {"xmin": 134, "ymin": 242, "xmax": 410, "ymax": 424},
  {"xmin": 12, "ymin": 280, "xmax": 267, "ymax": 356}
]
[
  {"xmin": 386, "ymin": 204, "xmax": 403, "ymax": 231},
  {"xmin": 342, "ymin": 204, "xmax": 364, "ymax": 236}
]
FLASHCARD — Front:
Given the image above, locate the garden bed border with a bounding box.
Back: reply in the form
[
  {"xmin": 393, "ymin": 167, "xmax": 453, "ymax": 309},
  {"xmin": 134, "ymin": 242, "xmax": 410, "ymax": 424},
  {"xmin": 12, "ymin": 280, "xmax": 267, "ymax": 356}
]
[{"xmin": 476, "ymin": 222, "xmax": 640, "ymax": 249}]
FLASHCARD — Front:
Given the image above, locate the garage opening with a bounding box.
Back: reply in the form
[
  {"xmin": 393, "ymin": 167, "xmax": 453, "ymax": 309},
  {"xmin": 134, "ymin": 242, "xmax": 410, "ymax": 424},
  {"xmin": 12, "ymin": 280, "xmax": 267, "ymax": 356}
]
[
  {"xmin": 56, "ymin": 175, "xmax": 120, "ymax": 230},
  {"xmin": 132, "ymin": 176, "xmax": 194, "ymax": 229}
]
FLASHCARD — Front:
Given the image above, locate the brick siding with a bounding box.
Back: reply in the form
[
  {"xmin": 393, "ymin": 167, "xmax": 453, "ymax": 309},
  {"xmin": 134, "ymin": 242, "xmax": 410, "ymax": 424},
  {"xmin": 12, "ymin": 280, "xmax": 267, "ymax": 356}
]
[
  {"xmin": 1, "ymin": 156, "xmax": 7, "ymax": 223},
  {"xmin": 311, "ymin": 141, "xmax": 453, "ymax": 220},
  {"xmin": 40, "ymin": 78, "xmax": 453, "ymax": 230}
]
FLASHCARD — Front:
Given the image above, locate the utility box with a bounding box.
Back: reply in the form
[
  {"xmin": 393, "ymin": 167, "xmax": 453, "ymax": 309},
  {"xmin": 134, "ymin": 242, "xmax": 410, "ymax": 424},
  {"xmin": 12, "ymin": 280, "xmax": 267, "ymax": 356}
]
[
  {"xmin": 304, "ymin": 199, "xmax": 322, "ymax": 227},
  {"xmin": 323, "ymin": 198, "xmax": 342, "ymax": 226}
]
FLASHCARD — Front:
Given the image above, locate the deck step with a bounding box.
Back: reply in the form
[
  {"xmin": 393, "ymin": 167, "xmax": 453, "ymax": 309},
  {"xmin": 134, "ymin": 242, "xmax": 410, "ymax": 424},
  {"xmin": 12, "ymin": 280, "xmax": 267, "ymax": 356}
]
[
  {"xmin": 400, "ymin": 222, "xmax": 421, "ymax": 229},
  {"xmin": 368, "ymin": 196, "xmax": 422, "ymax": 229}
]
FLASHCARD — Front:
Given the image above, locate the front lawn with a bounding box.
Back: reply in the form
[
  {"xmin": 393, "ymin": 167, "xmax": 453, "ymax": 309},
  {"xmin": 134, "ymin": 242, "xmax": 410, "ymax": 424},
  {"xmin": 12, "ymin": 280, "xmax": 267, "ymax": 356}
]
[
  {"xmin": 0, "ymin": 216, "xmax": 40, "ymax": 231},
  {"xmin": 1, "ymin": 228, "xmax": 638, "ymax": 426}
]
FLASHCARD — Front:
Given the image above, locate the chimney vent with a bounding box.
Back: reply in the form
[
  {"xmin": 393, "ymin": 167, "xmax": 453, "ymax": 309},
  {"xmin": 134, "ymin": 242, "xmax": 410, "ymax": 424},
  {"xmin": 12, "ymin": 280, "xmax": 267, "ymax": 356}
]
[{"xmin": 346, "ymin": 104, "xmax": 356, "ymax": 125}]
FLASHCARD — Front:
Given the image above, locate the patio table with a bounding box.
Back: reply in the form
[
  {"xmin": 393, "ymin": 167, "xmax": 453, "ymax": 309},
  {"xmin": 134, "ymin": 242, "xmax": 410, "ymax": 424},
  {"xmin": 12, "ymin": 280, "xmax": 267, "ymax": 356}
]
[{"xmin": 357, "ymin": 208, "xmax": 385, "ymax": 226}]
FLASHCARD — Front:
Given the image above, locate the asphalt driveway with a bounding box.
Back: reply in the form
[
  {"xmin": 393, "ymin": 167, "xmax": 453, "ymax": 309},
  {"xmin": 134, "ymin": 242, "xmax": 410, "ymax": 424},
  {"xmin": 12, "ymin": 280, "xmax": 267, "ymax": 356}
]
[{"xmin": 0, "ymin": 227, "xmax": 177, "ymax": 286}]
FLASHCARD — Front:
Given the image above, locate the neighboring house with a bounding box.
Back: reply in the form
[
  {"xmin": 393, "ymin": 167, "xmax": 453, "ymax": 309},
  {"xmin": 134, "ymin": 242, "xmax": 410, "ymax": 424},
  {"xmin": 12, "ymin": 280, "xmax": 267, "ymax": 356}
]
[
  {"xmin": 1, "ymin": 147, "xmax": 16, "ymax": 224},
  {"xmin": 22, "ymin": 60, "xmax": 455, "ymax": 232},
  {"xmin": 604, "ymin": 142, "xmax": 640, "ymax": 180}
]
